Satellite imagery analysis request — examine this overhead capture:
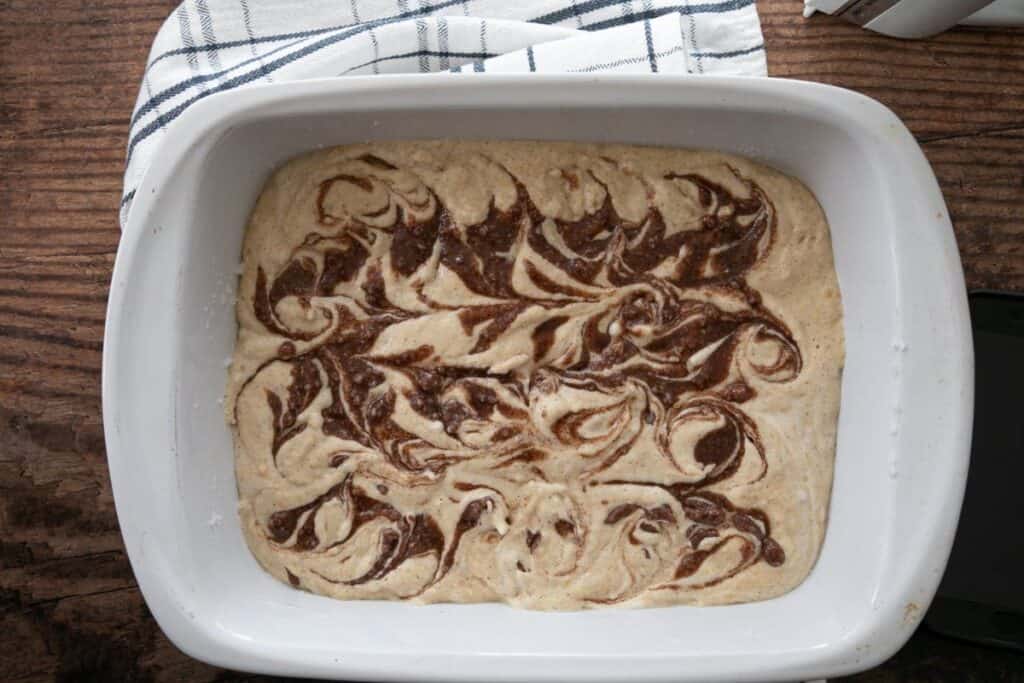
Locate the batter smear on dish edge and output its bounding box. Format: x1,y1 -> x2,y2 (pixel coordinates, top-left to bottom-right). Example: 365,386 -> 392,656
227,141 -> 844,609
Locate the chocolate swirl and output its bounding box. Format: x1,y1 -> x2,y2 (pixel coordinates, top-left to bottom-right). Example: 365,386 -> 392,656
231,146 -> 811,606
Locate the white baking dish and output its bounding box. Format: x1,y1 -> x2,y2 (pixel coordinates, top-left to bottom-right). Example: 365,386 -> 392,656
103,75 -> 972,682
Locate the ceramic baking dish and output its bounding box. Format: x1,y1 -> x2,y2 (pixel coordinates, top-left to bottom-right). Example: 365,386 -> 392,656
103,75 -> 972,682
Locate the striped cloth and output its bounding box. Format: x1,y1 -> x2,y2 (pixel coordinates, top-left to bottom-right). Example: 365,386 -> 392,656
121,0 -> 767,228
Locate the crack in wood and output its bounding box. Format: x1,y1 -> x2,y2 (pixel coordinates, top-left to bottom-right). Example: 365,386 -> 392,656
920,125 -> 1024,145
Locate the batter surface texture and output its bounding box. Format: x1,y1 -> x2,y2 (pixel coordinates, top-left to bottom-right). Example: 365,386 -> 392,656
226,140 -> 844,609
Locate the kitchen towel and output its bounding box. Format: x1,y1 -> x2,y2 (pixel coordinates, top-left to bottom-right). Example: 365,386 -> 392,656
121,0 -> 767,228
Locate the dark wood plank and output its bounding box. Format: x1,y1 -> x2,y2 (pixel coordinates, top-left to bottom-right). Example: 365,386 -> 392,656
924,130 -> 1024,291
0,1 -> 1021,681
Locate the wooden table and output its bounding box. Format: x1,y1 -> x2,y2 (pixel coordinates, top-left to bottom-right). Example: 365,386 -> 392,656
1,1 -> 1022,680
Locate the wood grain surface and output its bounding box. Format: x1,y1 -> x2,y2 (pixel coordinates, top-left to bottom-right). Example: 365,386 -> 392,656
1,1 -> 1022,681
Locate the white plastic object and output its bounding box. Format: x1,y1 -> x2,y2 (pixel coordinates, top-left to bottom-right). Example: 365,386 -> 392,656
804,0 -> 1023,35
961,0 -> 1024,25
104,75 -> 973,682
863,0 -> 996,38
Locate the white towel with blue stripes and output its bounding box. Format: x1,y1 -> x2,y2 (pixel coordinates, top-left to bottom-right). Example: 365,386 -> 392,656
122,0 -> 767,227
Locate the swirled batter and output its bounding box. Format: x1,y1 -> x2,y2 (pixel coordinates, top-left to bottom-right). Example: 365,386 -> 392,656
227,141 -> 843,609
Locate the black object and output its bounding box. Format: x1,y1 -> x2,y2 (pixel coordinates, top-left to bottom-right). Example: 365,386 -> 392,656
925,291 -> 1024,652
